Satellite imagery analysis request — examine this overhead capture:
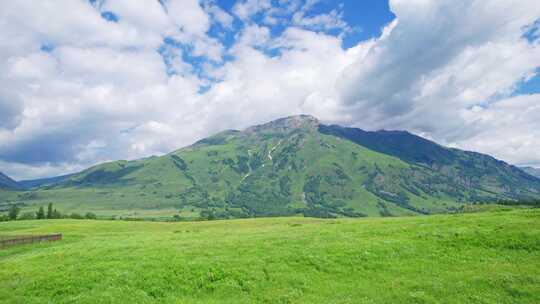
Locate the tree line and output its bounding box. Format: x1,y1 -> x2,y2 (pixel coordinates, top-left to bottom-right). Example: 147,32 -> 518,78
0,203 -> 97,222
497,199 -> 540,207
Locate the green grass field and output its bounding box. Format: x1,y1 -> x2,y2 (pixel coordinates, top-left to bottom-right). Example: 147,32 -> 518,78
1,209 -> 539,303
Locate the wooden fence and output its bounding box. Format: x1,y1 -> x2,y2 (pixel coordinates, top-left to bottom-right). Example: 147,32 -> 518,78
0,234 -> 62,249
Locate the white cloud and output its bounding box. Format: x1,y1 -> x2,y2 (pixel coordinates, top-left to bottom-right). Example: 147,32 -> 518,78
204,1 -> 234,29
166,0 -> 211,36
203,26 -> 353,129
54,46 -> 168,86
0,1 -> 159,51
337,0 -> 540,157
102,0 -> 170,33
232,0 -> 272,20
291,8 -> 350,33
459,94 -> 540,167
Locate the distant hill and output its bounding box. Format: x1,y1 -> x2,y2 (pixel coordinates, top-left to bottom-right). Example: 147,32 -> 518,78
3,115 -> 540,218
520,167 -> 540,179
18,174 -> 75,190
0,172 -> 20,190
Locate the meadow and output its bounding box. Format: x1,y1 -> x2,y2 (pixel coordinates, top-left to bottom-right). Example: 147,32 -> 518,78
0,209 -> 539,303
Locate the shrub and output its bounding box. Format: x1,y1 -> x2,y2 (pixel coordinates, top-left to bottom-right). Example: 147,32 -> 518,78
51,209 -> 63,219
36,206 -> 45,219
200,210 -> 216,220
19,212 -> 36,220
85,212 -> 97,219
8,205 -> 20,220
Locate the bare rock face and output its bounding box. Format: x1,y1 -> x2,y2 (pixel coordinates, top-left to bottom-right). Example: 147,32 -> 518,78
245,114 -> 319,134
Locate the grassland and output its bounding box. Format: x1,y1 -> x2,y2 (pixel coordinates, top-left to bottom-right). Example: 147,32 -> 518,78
0,209 -> 539,303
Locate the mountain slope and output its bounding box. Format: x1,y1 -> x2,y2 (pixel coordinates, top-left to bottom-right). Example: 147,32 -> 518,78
6,115 -> 540,218
19,174 -> 75,190
0,172 -> 20,190
521,167 -> 540,179
319,125 -> 540,202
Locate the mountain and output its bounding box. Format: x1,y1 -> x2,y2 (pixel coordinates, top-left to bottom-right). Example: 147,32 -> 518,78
18,174 -> 75,190
5,115 -> 540,218
520,167 -> 540,179
0,172 -> 20,190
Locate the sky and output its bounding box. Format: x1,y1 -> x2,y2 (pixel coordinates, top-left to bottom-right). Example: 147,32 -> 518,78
0,0 -> 540,180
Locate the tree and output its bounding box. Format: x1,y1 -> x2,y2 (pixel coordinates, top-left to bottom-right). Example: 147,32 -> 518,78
8,204 -> 20,220
85,212 -> 97,219
47,203 -> 53,219
36,206 -> 45,219
200,209 -> 216,220
52,209 -> 62,219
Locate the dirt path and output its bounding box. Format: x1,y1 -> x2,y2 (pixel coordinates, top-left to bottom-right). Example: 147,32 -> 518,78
267,140 -> 282,161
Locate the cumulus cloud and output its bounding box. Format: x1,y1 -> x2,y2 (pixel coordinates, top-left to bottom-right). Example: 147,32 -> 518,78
0,0 -> 539,180
291,9 -> 349,33
0,90 -> 23,130
204,1 -> 234,29
337,0 -> 540,162
232,0 -> 272,20
459,95 -> 540,167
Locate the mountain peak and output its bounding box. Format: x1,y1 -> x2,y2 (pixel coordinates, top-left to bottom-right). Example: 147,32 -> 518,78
246,114 -> 319,133
283,114 -> 318,122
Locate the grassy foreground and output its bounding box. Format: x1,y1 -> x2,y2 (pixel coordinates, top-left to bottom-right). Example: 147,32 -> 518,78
0,210 -> 539,303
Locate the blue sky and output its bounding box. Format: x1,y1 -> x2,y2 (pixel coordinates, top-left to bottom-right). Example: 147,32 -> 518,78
212,0 -> 397,46
337,0 -> 395,47
0,0 -> 540,179
515,68 -> 540,95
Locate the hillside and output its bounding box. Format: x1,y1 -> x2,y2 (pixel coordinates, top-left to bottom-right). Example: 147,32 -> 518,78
18,174 -> 74,190
0,172 -> 20,190
521,166 -> 540,179
0,210 -> 539,303
4,115 -> 540,219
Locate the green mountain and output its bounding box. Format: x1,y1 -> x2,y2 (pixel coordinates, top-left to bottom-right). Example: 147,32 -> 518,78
521,167 -> 540,179
18,174 -> 74,190
6,115 -> 540,218
0,172 -> 22,212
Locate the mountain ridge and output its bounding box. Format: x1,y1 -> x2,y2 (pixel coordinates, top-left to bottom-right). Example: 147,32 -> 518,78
18,174 -> 76,190
520,166 -> 540,179
0,172 -> 21,190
